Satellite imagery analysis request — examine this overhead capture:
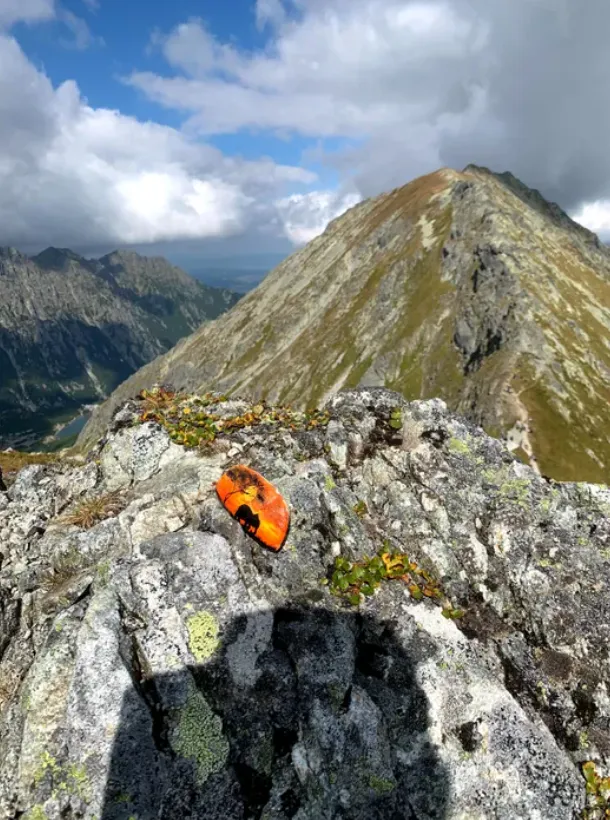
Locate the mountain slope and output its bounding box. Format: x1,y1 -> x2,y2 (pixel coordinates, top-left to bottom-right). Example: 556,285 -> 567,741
0,248 -> 239,447
80,167 -> 610,482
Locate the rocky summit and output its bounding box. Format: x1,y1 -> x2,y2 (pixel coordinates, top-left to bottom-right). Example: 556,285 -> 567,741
1,387 -> 609,819
0,247 -> 239,449
81,166 -> 610,484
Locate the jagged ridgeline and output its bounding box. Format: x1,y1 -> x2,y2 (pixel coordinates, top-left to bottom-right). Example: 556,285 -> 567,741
81,166 -> 610,483
0,248 -> 240,448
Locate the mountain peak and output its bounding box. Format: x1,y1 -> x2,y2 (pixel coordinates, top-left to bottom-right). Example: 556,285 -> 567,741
0,246 -> 26,263
462,164 -> 601,246
98,249 -> 143,266
81,165 -> 610,483
33,246 -> 93,272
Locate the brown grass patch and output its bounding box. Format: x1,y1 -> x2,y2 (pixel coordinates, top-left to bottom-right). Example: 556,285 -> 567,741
0,451 -> 57,487
60,492 -> 124,530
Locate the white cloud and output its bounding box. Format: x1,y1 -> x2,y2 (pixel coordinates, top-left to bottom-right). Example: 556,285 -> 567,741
255,0 -> 286,30
571,201 -> 610,241
126,0 -> 610,230
58,9 -> 103,50
6,0 -> 610,253
0,35 -> 317,248
0,0 -> 55,28
276,190 -> 362,244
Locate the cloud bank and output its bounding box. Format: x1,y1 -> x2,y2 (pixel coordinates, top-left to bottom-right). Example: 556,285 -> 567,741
3,0 -> 610,250
0,10 -> 320,249
129,0 -> 610,238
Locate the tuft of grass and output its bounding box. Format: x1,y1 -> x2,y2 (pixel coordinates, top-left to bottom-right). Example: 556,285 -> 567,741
39,548 -> 87,595
60,492 -> 124,530
0,666 -> 22,714
352,500 -> 368,519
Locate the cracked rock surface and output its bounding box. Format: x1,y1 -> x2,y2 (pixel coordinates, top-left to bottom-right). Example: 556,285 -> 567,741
1,387 -> 609,819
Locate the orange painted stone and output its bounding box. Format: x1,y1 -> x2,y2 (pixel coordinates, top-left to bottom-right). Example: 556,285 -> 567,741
216,465 -> 290,551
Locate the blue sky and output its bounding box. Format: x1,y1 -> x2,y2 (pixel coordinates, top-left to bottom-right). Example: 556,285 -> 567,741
1,0 -> 610,274
15,0 -> 323,172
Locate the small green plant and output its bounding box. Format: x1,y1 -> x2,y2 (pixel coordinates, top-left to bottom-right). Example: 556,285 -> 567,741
389,407 -> 403,430
324,475 -> 336,491
582,761 -> 610,818
327,544 -> 444,607
441,606 -> 466,620
352,500 -> 368,519
135,388 -> 330,449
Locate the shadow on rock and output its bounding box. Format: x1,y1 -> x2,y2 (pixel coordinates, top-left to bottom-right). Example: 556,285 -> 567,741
101,604 -> 450,819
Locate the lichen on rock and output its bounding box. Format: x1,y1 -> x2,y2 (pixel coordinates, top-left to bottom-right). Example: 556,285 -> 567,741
185,610 -> 220,662
171,681 -> 229,784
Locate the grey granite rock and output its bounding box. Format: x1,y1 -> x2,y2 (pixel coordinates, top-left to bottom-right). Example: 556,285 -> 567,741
1,388 -> 609,818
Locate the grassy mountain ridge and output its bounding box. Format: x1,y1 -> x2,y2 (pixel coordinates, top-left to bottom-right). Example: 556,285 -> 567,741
79,167 -> 610,482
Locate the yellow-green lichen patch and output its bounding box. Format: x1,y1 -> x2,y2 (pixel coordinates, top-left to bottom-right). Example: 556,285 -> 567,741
368,775 -> 396,795
172,682 -> 229,784
25,806 -> 47,820
33,752 -> 90,802
498,479 -> 531,510
448,437 -> 471,456
186,611 -> 220,662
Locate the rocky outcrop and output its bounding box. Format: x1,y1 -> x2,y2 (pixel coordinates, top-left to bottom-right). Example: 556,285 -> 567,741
1,387 -> 609,818
0,247 -> 239,449
80,166 -> 610,483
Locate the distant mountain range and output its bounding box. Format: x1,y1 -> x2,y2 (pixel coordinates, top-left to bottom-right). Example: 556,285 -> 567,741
0,247 -> 239,448
81,166 -> 610,483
